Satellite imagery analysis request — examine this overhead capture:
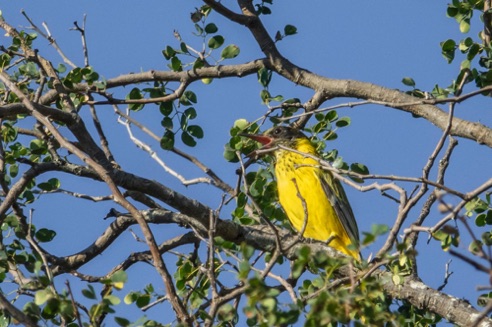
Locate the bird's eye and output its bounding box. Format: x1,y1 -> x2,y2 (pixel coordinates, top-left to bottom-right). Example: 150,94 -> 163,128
273,127 -> 282,135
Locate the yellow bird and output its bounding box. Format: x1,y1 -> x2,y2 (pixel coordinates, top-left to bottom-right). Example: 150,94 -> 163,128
241,126 -> 360,260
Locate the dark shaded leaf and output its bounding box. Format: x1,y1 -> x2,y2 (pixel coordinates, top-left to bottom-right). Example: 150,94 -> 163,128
35,228 -> 56,243
205,23 -> 218,34
160,131 -> 175,150
181,131 -> 197,147
187,125 -> 204,138
335,116 -> 351,127
208,35 -> 225,49
284,24 -> 297,36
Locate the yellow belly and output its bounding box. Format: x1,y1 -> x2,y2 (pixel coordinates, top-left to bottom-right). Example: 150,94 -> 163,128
275,151 -> 357,259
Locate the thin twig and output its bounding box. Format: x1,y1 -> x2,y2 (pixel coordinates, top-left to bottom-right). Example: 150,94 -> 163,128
65,280 -> 83,327
437,260 -> 454,292
89,102 -> 117,165
72,16 -> 89,67
21,10 -> 77,68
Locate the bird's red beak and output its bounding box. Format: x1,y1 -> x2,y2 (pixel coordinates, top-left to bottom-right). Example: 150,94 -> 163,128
239,133 -> 274,148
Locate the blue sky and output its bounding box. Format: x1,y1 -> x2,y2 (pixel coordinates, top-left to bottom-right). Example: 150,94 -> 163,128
2,1 -> 491,324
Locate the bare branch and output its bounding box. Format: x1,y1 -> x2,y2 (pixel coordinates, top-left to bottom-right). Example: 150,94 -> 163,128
72,16 -> 90,67
0,292 -> 38,327
21,10 -> 77,68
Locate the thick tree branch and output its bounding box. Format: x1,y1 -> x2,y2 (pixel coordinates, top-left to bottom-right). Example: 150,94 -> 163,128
0,292 -> 37,327
382,276 -> 491,327
202,0 -> 492,148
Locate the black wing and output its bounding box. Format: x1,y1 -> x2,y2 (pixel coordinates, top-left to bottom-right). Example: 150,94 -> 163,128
319,171 -> 359,244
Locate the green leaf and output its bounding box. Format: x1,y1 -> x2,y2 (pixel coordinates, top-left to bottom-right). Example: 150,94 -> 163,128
257,67 -> 272,87
170,57 -> 182,72
482,231 -> 492,246
259,5 -> 272,15
135,294 -> 150,308
193,58 -> 205,69
180,91 -> 197,105
459,37 -> 473,52
260,298 -> 277,312
9,164 -> 18,178
325,110 -> 338,122
0,53 -> 11,69
460,19 -> 470,33
350,162 -> 369,175
35,228 -> 56,243
241,244 -> 255,260
467,43 -> 481,61
204,23 -> 218,34
35,289 -> 55,305
431,84 -> 449,99
181,131 -> 197,147
284,24 -> 297,36
476,213 -> 486,227
30,139 -> 47,155
160,101 -> 173,116
162,45 -> 176,60
401,77 -> 415,87
104,294 -> 120,305
469,240 -> 483,255
110,270 -> 127,290
184,107 -> 197,119
191,9 -> 203,23
221,44 -> 240,59
1,123 -> 17,143
325,131 -> 338,141
223,147 -> 238,162
270,94 -> 284,102
465,197 -> 489,215
56,63 -> 66,74
260,89 -> 271,104
478,292 -> 492,307
371,224 -> 389,236
82,285 -> 97,300
335,116 -> 351,127
114,317 -> 131,327
160,131 -> 175,150
208,35 -> 225,49
124,291 -> 137,304
126,88 -> 144,111
332,156 -> 344,169
37,178 -> 61,191
440,39 -> 456,63
161,117 -> 173,130
194,23 -> 204,35
447,6 -> 458,18
187,125 -> 204,139
486,210 -> 492,225
180,42 -> 189,54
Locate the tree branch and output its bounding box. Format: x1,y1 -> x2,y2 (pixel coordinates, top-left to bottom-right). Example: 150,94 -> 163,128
202,0 -> 492,148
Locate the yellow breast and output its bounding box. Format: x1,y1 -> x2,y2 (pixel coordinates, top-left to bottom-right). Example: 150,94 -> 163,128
274,139 -> 358,259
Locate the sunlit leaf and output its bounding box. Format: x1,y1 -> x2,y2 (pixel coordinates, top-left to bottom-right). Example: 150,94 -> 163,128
401,77 -> 415,87
221,44 -> 240,59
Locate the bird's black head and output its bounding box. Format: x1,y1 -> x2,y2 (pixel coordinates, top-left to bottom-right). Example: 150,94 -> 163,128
265,126 -> 306,143
240,126 -> 307,148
